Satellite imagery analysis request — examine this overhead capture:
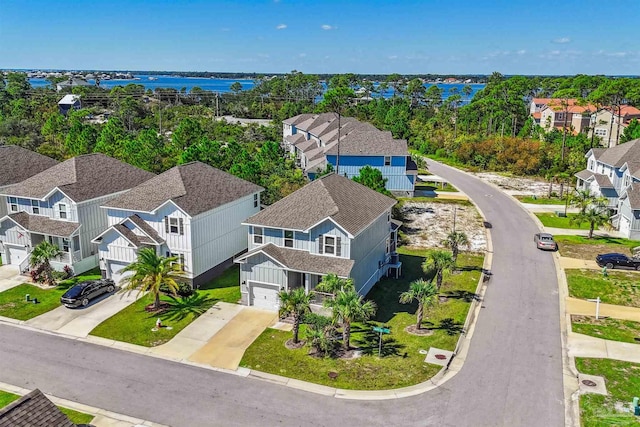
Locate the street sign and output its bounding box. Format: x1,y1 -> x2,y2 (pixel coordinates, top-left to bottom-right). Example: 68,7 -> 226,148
373,326 -> 390,356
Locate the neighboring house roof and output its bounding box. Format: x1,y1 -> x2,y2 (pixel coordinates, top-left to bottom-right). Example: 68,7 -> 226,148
3,212 -> 81,237
282,113 -> 314,126
92,214 -> 165,246
126,214 -> 164,243
57,94 -> 80,105
622,186 -> 640,210
591,139 -> 640,168
237,243 -> 354,277
246,173 -> 396,236
0,145 -> 59,188
295,139 -> 317,153
532,112 -> 541,120
103,161 -> 263,217
1,153 -> 154,202
0,389 -> 74,427
285,133 -> 305,145
325,131 -> 408,156
574,169 -> 615,189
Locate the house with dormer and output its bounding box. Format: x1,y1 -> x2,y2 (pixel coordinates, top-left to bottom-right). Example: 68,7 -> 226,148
0,154 -> 153,274
282,114 -> 416,196
235,174 -> 400,311
93,162 -> 263,285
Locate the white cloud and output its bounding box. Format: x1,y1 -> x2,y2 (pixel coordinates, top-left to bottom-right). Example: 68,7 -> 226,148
299,53 -> 307,58
321,24 -> 334,30
553,37 -> 571,44
388,55 -> 398,60
517,49 -> 526,55
276,24 -> 287,30
220,28 -> 230,32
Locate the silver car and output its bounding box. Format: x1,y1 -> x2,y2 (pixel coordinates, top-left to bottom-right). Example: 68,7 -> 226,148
534,233 -> 558,251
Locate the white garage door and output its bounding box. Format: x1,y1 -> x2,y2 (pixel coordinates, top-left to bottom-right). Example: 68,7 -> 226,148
108,260 -> 132,284
250,282 -> 280,311
620,216 -> 631,237
6,245 -> 28,267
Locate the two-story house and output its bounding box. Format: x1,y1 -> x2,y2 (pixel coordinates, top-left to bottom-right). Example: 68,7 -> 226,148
0,145 -> 59,220
235,173 -> 400,311
0,154 -> 154,274
589,106 -> 640,148
93,162 -> 263,286
282,113 -> 416,196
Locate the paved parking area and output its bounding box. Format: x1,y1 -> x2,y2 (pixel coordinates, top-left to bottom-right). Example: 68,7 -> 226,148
25,291 -> 139,337
0,265 -> 24,292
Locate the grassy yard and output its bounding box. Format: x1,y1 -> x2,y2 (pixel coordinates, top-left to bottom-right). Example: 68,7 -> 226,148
575,358 -> 640,426
90,265 -> 241,347
240,247 -> 484,390
0,270 -> 102,321
0,390 -> 94,424
400,196 -> 472,205
535,213 -> 590,230
515,195 -> 567,205
556,235 -> 640,260
566,269 -> 640,307
415,183 -> 459,193
572,315 -> 640,344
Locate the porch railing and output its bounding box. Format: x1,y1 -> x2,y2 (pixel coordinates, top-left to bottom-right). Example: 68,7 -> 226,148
310,291 -> 333,306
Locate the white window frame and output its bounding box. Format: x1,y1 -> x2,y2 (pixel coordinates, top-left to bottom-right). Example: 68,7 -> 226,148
254,227 -> 263,244
323,236 -> 336,255
31,200 -> 40,215
169,217 -> 179,234
284,230 -> 294,248
58,203 -> 67,219
166,251 -> 185,270
384,156 -> 391,166
386,237 -> 391,254
8,197 -> 18,212
62,238 -> 70,253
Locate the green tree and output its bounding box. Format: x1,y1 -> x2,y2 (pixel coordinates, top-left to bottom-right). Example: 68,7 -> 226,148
323,288 -> 377,350
442,231 -> 469,263
620,119 -> 640,143
94,117 -> 129,158
29,241 -> 62,286
570,200 -> 610,239
278,287 -> 314,344
422,250 -> 455,291
119,248 -> 184,310
399,278 -> 438,329
352,165 -> 392,196
230,82 -> 243,93
315,273 -> 354,294
172,117 -> 205,151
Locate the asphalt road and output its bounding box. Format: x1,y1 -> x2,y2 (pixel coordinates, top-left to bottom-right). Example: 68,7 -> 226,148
0,160 -> 565,427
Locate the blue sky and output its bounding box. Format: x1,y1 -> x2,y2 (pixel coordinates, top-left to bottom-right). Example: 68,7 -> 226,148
1,0 -> 638,75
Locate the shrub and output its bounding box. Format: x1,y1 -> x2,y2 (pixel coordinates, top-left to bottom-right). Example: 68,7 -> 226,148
62,265 -> 74,279
160,281 -> 194,298
435,148 -> 448,158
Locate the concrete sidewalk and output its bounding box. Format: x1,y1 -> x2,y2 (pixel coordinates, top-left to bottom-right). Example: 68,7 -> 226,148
568,332 -> 640,364
521,203 -> 579,214
559,257 -> 600,270
545,227 -> 624,238
566,297 -> 640,322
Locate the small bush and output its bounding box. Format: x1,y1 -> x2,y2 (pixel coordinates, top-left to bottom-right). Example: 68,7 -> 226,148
435,148 -> 448,158
160,282 -> 194,298
62,265 -> 74,279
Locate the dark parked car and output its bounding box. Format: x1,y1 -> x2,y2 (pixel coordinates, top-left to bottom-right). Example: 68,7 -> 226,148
534,233 -> 558,251
60,279 -> 116,308
595,253 -> 640,270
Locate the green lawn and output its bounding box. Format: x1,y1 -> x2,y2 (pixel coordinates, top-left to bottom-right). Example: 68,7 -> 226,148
566,269 -> 640,307
0,270 -> 102,321
572,315 -> 640,344
90,265 -> 241,347
575,358 -> 640,426
240,248 -> 484,390
556,235 -> 640,260
535,213 -> 590,230
415,183 -> 459,193
0,391 -> 94,424
514,195 -> 567,205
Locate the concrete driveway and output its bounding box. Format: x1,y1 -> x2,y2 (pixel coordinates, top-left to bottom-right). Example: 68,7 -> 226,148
25,291 -> 139,337
188,307 -> 277,370
0,265 -> 24,293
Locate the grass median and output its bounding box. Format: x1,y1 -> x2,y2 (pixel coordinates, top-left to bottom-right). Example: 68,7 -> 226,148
566,269 -> 640,307
572,315 -> 640,344
514,195 -> 567,205
535,213 -> 589,230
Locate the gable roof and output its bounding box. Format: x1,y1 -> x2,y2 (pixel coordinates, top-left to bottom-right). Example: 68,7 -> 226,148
58,94 -> 80,105
236,243 -> 354,277
325,131 -> 408,156
3,212 -> 81,237
1,153 -> 154,202
574,170 -> 614,189
125,214 -> 164,243
0,145 -> 59,188
103,162 -> 263,217
0,389 -> 74,427
246,173 -> 396,236
592,139 -> 640,168
625,186 -> 640,210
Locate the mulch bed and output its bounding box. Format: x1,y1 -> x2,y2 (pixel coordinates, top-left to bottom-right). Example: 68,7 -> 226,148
404,325 -> 435,336
285,339 -> 306,349
144,302 -> 171,313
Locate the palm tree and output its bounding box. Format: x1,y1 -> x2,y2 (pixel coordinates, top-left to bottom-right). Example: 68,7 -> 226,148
442,231 -> 469,263
323,288 -> 377,350
119,248 -> 184,310
29,241 -> 62,286
315,273 -> 354,294
422,250 -> 455,291
278,287 -> 314,344
570,205 -> 611,239
399,279 -> 438,330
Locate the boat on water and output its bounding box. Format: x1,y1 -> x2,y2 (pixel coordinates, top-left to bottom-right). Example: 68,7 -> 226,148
148,76 -> 158,81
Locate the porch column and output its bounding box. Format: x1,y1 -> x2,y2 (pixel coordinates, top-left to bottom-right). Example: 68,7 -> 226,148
304,273 -> 310,293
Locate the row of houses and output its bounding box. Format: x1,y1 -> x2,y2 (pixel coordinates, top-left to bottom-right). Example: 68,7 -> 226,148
0,145 -> 399,311
530,98 -> 640,148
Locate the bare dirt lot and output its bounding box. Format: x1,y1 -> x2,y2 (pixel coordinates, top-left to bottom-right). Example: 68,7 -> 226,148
401,201 -> 487,251
471,172 -> 550,196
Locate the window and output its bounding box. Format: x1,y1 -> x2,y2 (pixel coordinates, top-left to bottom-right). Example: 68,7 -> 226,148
556,113 -> 564,120
387,212 -> 391,223
386,237 -> 391,254
254,193 -> 259,208
384,156 -> 391,166
284,230 -> 294,248
62,238 -> 70,252
166,251 -> 185,269
254,227 -> 263,244
164,217 -> 184,235
8,197 -> 17,212
73,235 -> 80,252
58,204 -> 67,219
31,200 -> 40,215
324,236 -> 336,255
589,160 -> 594,170
595,128 -> 607,136
169,218 -> 179,234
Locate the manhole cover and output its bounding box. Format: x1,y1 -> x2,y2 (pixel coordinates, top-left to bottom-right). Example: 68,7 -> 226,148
582,380 -> 597,387
435,354 -> 447,360
328,371 -> 338,379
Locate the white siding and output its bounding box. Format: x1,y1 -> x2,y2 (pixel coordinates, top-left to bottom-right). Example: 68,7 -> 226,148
239,252 -> 287,286
77,195 -> 116,259
349,212 -> 391,295
0,195 -> 7,218
308,219 -> 350,257
98,232 -> 138,264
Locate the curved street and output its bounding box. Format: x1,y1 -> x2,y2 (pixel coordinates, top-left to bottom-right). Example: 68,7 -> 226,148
0,160 -> 565,427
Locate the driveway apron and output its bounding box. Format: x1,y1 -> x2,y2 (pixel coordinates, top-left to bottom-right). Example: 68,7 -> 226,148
0,265 -> 23,292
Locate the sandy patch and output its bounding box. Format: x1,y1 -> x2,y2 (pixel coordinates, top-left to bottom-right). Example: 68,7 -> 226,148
471,172 -> 551,196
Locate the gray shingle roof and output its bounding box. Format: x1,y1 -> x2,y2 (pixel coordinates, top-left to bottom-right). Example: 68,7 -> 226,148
6,212 -> 80,237
113,223 -> 142,246
246,173 -> 396,236
0,145 -> 59,188
592,139 -> 640,167
325,131 -> 408,156
1,153 -> 154,202
0,389 -> 75,427
624,186 -> 640,209
239,243 -> 354,277
103,162 -> 263,217
574,170 -> 614,188
126,214 -> 164,243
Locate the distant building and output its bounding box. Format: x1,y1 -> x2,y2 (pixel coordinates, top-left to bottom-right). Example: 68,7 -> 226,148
56,78 -> 92,92
589,106 -> 640,148
0,389 -> 75,427
58,94 -> 81,116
